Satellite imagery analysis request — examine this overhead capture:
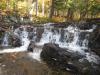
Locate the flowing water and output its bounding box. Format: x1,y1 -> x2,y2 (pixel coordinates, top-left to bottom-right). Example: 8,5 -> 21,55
2,32 -> 9,47
0,24 -> 100,75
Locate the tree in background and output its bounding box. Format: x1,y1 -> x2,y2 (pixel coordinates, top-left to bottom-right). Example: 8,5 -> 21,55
49,0 -> 55,18
0,0 -> 100,22
42,0 -> 45,16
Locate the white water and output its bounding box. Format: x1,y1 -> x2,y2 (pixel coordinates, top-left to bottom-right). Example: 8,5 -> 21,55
36,25 -> 100,63
0,24 -> 100,64
28,48 -> 42,61
37,26 -> 89,52
2,32 -> 9,47
0,26 -> 30,53
86,52 -> 100,64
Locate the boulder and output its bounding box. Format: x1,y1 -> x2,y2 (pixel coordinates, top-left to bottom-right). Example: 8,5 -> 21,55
40,43 -> 83,74
89,26 -> 100,56
27,41 -> 35,52
41,43 -> 100,75
10,35 -> 22,47
28,32 -> 34,40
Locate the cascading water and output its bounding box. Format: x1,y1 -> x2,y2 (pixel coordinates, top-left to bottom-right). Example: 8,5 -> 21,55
0,24 -> 100,64
37,25 -> 89,52
2,32 -> 9,47
28,48 -> 42,61
36,24 -> 100,64
0,26 -> 30,53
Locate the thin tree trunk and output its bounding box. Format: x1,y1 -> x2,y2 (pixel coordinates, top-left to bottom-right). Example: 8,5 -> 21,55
36,0 -> 38,16
49,0 -> 55,18
66,8 -> 73,21
80,11 -> 86,20
27,0 -> 33,21
42,0 -> 45,16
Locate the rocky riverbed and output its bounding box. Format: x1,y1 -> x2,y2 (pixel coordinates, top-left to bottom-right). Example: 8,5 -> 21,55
0,52 -> 73,75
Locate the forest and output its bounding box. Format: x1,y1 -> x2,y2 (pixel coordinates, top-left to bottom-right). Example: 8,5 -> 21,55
0,0 -> 100,23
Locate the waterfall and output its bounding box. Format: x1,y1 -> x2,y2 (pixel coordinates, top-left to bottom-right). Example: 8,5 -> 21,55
0,24 -> 99,64
2,32 -> 9,47
37,25 -> 90,53
36,24 -> 100,63
28,48 -> 42,61
0,26 -> 30,53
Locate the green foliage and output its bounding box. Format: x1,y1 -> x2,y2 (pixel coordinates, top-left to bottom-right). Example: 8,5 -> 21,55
0,0 -> 100,22
0,1 -> 6,10
89,0 -> 100,15
54,0 -> 66,10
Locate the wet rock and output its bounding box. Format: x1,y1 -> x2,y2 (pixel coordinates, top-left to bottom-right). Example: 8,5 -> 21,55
0,32 -> 4,45
28,32 -> 34,40
27,41 -> 35,52
50,22 -> 71,28
89,26 -> 100,56
78,22 -> 93,30
26,26 -> 33,32
41,43 -> 100,75
19,27 -> 23,31
10,35 -> 22,47
35,28 -> 44,42
40,43 -> 84,74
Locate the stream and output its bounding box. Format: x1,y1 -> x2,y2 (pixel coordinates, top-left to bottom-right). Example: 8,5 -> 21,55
0,23 -> 100,75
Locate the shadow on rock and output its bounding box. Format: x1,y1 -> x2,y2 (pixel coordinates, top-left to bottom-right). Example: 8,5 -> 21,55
40,43 -> 100,75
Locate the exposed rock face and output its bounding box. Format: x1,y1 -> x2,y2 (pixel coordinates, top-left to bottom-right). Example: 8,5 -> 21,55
0,31 -> 4,45
10,35 -> 22,47
41,43 -> 79,74
35,28 -> 44,42
89,26 -> 100,56
41,43 -> 100,75
27,41 -> 35,52
76,22 -> 100,56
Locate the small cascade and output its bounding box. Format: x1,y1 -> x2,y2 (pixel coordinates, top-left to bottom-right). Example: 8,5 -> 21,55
20,27 -> 29,46
28,48 -> 42,61
0,26 -> 30,53
38,28 -> 52,44
0,24 -> 99,64
36,24 -> 100,64
2,32 -> 9,47
68,31 -> 82,52
37,26 -> 61,45
37,25 -> 90,52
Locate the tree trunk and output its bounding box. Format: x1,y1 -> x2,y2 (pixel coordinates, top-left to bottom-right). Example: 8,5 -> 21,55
27,0 -> 33,14
80,0 -> 88,20
42,0 -> 45,16
66,8 -> 73,21
27,0 -> 33,21
36,0 -> 38,16
80,11 -> 87,20
49,0 -> 55,18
